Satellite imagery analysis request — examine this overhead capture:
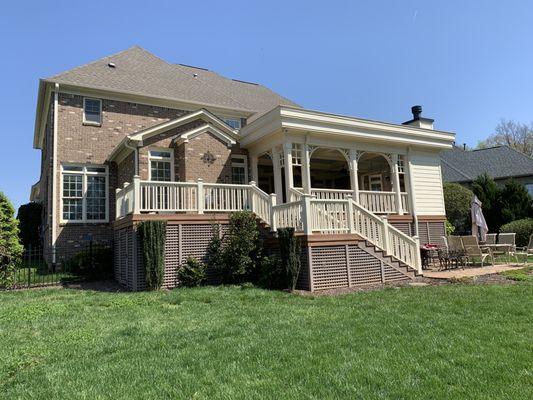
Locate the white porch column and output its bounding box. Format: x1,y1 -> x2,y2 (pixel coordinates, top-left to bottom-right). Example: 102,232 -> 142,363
250,154 -> 258,183
301,143 -> 312,194
349,149 -> 360,203
283,142 -> 294,201
391,154 -> 404,215
271,147 -> 284,204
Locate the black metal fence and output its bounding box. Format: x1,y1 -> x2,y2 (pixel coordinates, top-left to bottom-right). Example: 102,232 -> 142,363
1,242 -> 113,290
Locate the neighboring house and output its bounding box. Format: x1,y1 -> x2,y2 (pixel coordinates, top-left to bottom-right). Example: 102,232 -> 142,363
30,46 -> 455,291
440,145 -> 533,195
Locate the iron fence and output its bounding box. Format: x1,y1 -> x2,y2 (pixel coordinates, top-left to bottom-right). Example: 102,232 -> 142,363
1,242 -> 113,290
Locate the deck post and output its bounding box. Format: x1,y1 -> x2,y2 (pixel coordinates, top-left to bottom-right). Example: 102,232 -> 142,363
392,154 -> 404,215
250,155 -> 258,183
249,181 -> 256,211
270,193 -> 277,231
283,142 -> 294,201
133,175 -> 141,214
302,143 -> 312,194
349,149 -> 359,203
115,188 -> 121,219
346,195 -> 355,234
302,194 -> 312,235
271,147 -> 284,204
197,178 -> 204,214
381,216 -> 390,253
413,235 -> 422,274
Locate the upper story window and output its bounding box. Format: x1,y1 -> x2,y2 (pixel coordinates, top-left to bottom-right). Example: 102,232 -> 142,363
83,98 -> 102,125
61,164 -> 108,223
224,118 -> 242,130
291,144 -> 302,166
231,155 -> 248,184
149,149 -> 173,182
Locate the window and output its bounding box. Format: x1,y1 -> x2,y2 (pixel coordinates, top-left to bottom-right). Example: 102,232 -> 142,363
83,98 -> 102,125
61,165 -> 108,223
231,155 -> 248,184
224,118 -> 242,130
526,184 -> 533,196
291,144 -> 302,166
149,149 -> 173,181
397,155 -> 406,191
369,174 -> 383,191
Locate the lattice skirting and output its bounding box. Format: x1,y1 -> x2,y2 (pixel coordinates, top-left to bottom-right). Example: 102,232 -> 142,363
309,243 -> 412,291
417,221 -> 446,246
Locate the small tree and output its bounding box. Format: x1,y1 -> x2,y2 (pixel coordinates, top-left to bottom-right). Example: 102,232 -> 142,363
138,220 -> 167,290
499,179 -> 533,223
0,192 -> 23,287
443,183 -> 473,234
277,228 -> 301,290
218,211 -> 261,284
17,202 -> 42,247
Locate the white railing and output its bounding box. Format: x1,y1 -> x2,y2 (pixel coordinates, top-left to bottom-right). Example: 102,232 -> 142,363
115,182 -> 136,218
310,199 -> 350,233
359,191 -> 396,214
272,201 -> 303,231
311,188 -> 352,200
141,181 -> 198,212
204,183 -> 251,212
250,185 -> 272,225
289,188 -> 303,202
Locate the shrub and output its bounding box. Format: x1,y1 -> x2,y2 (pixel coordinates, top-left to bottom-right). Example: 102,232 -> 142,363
445,220 -> 455,235
206,223 -> 224,275
177,257 -> 206,287
499,179 -> 533,223
138,220 -> 167,290
258,255 -> 283,289
17,202 -> 42,247
0,192 -> 23,287
472,173 -> 503,232
500,218 -> 533,247
278,228 -> 301,290
215,211 -> 261,284
443,183 -> 473,234
62,245 -> 113,280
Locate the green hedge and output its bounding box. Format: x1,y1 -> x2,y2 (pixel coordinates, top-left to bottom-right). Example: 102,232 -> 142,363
138,221 -> 167,290
177,257 -> 206,287
500,219 -> 533,247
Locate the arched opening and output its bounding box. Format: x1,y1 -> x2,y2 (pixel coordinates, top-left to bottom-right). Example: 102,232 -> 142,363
309,148 -> 350,190
358,152 -> 396,192
257,153 -> 274,194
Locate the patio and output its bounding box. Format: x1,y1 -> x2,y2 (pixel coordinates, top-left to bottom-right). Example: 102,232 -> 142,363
423,263 -> 526,280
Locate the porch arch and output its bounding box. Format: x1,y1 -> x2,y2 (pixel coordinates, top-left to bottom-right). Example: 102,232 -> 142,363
257,152 -> 275,194
309,147 -> 351,190
357,152 -> 394,192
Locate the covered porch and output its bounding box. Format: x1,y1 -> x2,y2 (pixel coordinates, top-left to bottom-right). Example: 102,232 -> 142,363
250,143 -> 411,215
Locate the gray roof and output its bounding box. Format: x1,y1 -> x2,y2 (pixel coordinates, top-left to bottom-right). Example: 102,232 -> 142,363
46,46 -> 300,118
440,145 -> 533,182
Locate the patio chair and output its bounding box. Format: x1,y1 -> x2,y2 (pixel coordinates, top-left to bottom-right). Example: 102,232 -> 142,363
485,233 -> 497,245
515,234 -> 533,264
439,236 -> 467,270
462,235 -> 494,267
496,233 -> 517,263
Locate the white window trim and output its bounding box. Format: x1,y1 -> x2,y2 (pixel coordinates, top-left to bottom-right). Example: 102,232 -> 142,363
148,148 -> 175,181
231,154 -> 249,184
83,97 -> 102,126
60,164 -> 109,224
369,174 -> 383,191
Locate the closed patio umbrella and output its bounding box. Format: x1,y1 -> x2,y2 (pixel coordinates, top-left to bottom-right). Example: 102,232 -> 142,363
471,195 -> 488,242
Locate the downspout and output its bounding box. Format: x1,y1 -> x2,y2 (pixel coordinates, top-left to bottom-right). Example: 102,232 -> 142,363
51,83 -> 59,264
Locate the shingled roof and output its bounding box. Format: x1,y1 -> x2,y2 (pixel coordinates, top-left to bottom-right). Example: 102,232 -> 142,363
45,46 -> 300,118
440,145 -> 533,183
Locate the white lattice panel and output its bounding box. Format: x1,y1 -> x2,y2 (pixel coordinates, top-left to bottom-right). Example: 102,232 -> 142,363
311,246 -> 349,290
347,246 -> 382,285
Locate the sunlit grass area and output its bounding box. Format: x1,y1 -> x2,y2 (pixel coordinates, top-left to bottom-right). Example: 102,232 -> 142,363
0,283 -> 532,399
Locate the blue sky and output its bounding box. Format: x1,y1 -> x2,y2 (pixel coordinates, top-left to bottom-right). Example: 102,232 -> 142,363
1,0 -> 532,209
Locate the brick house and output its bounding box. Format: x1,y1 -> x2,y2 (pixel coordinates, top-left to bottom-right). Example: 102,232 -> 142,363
31,46 -> 455,291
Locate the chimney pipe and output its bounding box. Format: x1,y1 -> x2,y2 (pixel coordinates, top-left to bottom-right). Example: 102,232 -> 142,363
411,105 -> 423,120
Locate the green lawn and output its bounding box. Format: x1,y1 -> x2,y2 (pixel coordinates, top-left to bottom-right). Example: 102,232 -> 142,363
0,283 -> 532,399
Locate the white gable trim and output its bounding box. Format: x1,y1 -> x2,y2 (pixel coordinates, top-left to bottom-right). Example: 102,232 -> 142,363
129,108 -> 238,143
175,123 -> 237,146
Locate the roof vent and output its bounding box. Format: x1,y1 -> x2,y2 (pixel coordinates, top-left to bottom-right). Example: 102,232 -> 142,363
402,104 -> 434,130
107,62 -> 116,68
411,105 -> 423,120
193,73 -> 198,78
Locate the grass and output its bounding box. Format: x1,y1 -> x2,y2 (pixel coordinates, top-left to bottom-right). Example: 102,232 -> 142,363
0,283 -> 532,399
501,265 -> 533,282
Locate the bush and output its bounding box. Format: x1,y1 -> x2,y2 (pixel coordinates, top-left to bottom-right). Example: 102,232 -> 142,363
445,220 -> 455,235
138,221 -> 167,290
499,179 -> 533,223
17,202 -> 42,247
500,218 -> 533,247
217,211 -> 261,284
62,245 -> 114,280
472,173 -> 502,232
0,192 -> 23,287
206,223 -> 224,275
259,228 -> 301,290
443,183 -> 473,234
177,257 -> 206,287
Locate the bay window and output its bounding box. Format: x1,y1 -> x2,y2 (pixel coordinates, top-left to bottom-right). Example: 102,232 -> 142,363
61,165 -> 108,223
